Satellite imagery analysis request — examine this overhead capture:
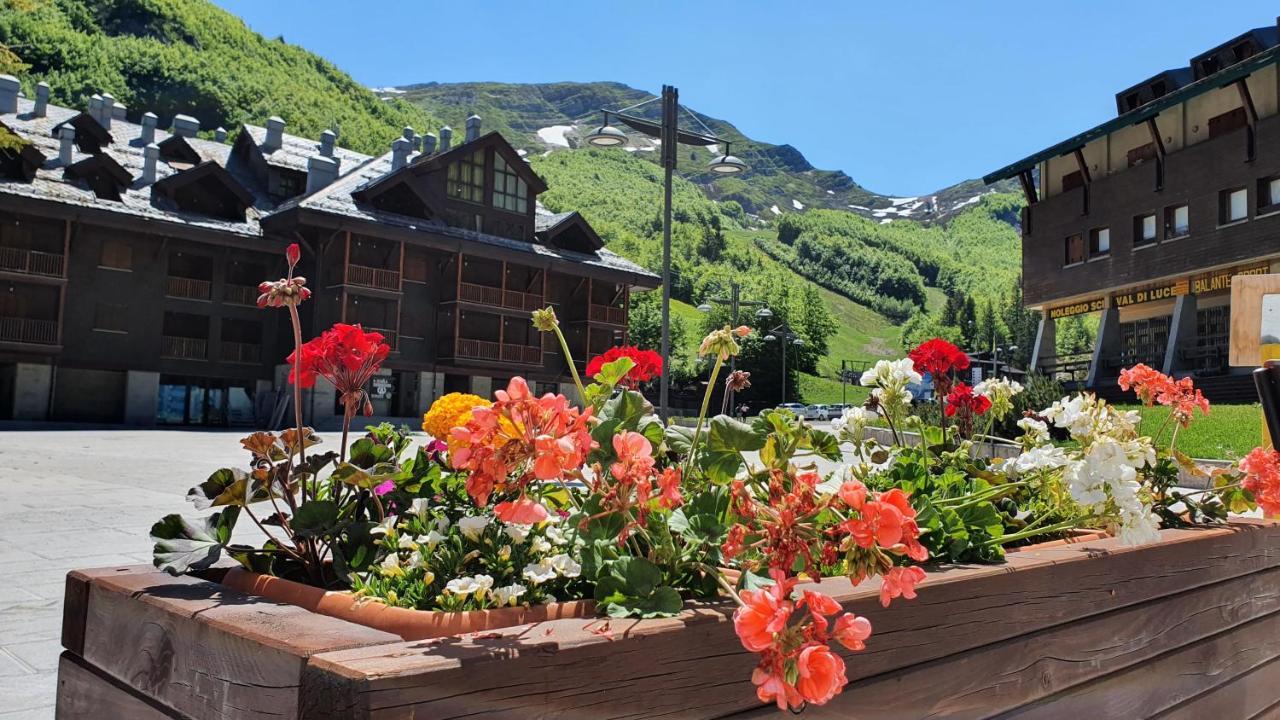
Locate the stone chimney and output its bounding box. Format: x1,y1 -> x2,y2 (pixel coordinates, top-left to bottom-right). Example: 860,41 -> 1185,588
142,144 -> 159,184
111,101 -> 126,121
214,127 -> 227,143
264,116 -> 285,151
306,155 -> 339,193
465,114 -> 481,143
439,126 -> 452,152
140,112 -> 158,145
171,114 -> 199,138
88,95 -> 104,125
319,129 -> 336,157
0,75 -> 19,115
58,125 -> 75,165
98,93 -> 115,130
33,82 -> 49,118
390,138 -> 411,170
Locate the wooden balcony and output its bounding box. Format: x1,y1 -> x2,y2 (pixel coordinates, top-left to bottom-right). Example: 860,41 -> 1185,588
161,336 -> 208,360
456,338 -> 541,365
220,341 -> 262,364
0,316 -> 58,345
458,282 -> 544,312
166,276 -> 212,301
589,304 -> 627,325
223,284 -> 259,306
0,246 -> 64,278
346,264 -> 401,292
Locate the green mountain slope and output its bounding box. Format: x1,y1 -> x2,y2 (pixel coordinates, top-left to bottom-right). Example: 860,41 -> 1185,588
0,0 -> 440,154
398,80 -> 1020,220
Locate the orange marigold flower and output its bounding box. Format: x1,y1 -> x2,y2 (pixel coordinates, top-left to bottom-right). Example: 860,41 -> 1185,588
421,392 -> 491,440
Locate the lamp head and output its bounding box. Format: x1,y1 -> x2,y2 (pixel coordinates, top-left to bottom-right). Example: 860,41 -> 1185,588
696,303 -> 712,313
585,118 -> 628,148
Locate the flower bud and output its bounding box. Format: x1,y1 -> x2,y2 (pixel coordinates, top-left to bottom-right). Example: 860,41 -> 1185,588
531,307 -> 559,332
286,242 -> 301,267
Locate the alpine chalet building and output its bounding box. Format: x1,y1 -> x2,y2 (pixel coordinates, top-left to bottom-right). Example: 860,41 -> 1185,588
985,21 -> 1280,401
0,79 -> 657,426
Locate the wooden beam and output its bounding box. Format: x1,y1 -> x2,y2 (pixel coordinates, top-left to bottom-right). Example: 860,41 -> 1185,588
1145,117 -> 1166,159
1017,170 -> 1038,205
1072,148 -> 1092,185
1236,78 -> 1259,126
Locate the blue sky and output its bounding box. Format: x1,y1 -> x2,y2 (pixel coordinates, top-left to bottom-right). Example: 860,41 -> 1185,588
214,1 -> 1279,195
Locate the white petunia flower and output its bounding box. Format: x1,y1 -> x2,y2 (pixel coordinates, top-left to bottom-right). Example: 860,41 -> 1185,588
504,524 -> 532,544
522,560 -> 557,584
370,516 -> 398,536
416,530 -> 446,549
529,536 -> 553,554
445,574 -> 494,596
548,553 -> 581,578
457,515 -> 489,541
491,583 -> 527,607
397,534 -> 418,549
378,552 -> 402,576
408,498 -> 432,516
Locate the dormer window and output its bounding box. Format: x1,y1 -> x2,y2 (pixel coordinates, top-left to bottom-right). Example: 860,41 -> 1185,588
492,155 -> 527,214
446,149 -> 484,204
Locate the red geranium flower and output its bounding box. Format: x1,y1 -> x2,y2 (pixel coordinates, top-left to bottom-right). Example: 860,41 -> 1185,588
585,345 -> 663,389
909,338 -> 969,395
287,323 -> 391,416
944,382 -> 991,418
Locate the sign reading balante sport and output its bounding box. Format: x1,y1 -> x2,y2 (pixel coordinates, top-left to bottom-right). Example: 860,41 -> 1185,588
1047,262 -> 1272,318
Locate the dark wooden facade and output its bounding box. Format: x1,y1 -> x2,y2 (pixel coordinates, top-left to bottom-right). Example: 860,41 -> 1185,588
0,91 -> 656,426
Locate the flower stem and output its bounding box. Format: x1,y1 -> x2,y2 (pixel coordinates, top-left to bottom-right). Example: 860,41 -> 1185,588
551,325 -> 587,406
287,303 -> 307,503
686,356 -> 725,475
700,563 -> 745,607
989,519 -> 1079,547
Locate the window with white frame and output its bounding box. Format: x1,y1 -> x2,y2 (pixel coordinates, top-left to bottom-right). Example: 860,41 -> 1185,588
1221,187 -> 1248,224
491,154 -> 527,213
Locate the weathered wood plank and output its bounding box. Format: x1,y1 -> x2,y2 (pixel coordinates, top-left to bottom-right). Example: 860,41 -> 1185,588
999,611 -> 1280,719
61,565 -> 155,656
1155,656 -> 1280,720
300,524 -> 1280,720
55,651 -> 183,720
731,565 -> 1280,719
79,569 -> 401,720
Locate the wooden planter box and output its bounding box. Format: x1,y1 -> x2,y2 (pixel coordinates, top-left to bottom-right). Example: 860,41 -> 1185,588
56,520 -> 1280,719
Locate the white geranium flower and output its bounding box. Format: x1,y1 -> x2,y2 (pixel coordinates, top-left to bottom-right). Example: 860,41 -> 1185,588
832,406 -> 878,444
491,583 -> 527,607
504,524 -> 532,544
408,498 -> 432,516
457,515 -> 489,541
1011,445 -> 1070,475
548,553 -> 581,578
522,560 -> 557,584
1016,417 -> 1050,445
974,378 -> 1024,420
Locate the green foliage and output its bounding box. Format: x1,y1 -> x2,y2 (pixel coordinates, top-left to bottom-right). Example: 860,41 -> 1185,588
0,0 -> 440,154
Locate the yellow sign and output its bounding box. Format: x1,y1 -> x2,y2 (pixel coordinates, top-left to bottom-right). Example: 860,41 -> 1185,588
1048,297 -> 1105,319
1190,262 -> 1270,295
1113,279 -> 1189,308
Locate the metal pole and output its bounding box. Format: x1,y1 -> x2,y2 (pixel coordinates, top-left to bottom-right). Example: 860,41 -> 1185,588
728,282 -> 739,409
841,359 -> 847,406
780,338 -> 787,405
659,85 -> 676,420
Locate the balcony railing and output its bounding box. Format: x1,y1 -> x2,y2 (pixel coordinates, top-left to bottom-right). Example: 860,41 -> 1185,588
220,341 -> 262,364
0,246 -> 64,278
161,336 -> 208,360
346,264 -> 401,292
456,338 -> 541,365
166,276 -> 212,301
0,316 -> 58,345
458,282 -> 544,312
224,284 -> 259,306
589,304 -> 627,325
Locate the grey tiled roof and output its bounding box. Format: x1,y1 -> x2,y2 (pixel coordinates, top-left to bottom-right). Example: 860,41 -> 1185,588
0,97 -> 269,237
534,211 -> 575,233
240,123 -> 370,174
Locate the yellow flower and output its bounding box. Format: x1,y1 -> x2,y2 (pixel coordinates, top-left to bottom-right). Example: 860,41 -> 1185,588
422,392 -> 491,440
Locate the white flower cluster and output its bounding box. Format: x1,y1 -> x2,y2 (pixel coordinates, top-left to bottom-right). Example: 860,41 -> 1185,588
1013,393 -> 1160,546
522,553 -> 581,584
831,406 -> 879,444
859,359 -> 920,416
974,377 -> 1024,420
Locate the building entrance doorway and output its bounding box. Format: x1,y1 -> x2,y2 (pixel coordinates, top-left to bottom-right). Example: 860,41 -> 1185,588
1119,317 -> 1170,368
156,376 -> 255,426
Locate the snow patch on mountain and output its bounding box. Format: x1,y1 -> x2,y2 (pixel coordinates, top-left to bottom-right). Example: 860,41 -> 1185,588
536,125 -> 575,148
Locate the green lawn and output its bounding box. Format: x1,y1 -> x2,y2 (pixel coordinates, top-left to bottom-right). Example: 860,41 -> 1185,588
1118,403 -> 1263,461
796,373 -> 871,405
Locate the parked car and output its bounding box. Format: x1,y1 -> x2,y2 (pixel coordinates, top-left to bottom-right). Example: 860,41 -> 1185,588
813,404 -> 843,420
777,403 -> 822,421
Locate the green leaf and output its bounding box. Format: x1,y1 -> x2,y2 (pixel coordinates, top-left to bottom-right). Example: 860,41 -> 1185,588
292,500 -> 340,538
151,507 -> 240,575
186,468 -> 250,510
601,389 -> 648,430
707,415 -> 765,453
593,357 -> 636,388
806,429 -> 843,461
620,557 -> 663,596
665,424 -> 694,455
615,586 -> 683,618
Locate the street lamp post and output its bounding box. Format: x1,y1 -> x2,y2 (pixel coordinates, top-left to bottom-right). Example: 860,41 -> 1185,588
764,324 -> 804,405
698,282 -> 771,409
584,86 -> 747,420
